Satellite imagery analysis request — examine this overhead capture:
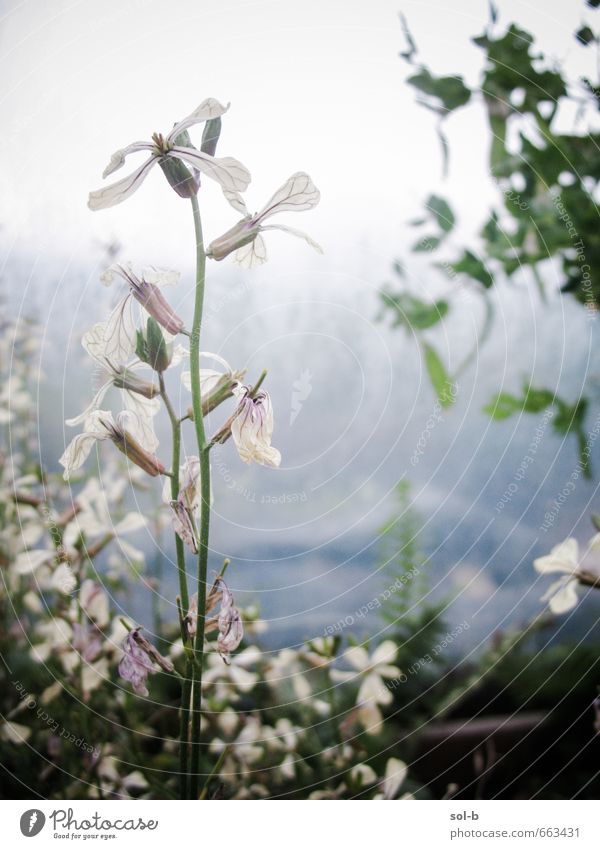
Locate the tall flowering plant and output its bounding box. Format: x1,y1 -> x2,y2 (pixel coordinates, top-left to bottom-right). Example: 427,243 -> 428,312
62,98 -> 321,799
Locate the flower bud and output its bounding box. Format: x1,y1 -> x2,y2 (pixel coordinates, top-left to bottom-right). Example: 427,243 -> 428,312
201,117 -> 222,157
136,318 -> 171,373
207,219 -> 260,262
132,280 -> 184,336
158,129 -> 201,198
112,368 -> 159,399
108,419 -> 166,477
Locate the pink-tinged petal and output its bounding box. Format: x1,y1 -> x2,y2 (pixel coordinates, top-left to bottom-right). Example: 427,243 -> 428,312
234,234 -> 268,268
88,156 -> 157,211
102,141 -> 154,178
261,222 -> 323,253
169,147 -> 251,193
255,172 -> 320,222
166,98 -> 230,142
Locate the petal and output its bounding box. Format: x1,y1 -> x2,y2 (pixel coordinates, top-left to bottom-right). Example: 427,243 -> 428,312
359,672 -> 390,706
123,392 -> 160,452
114,512 -> 147,535
382,758 -> 408,799
103,295 -> 137,364
223,188 -> 249,215
534,538 -> 579,575
81,321 -> 109,362
65,380 -> 111,428
166,98 -> 230,142
261,222 -> 323,253
13,548 -> 53,575
59,429 -> 107,480
102,141 -> 154,178
141,266 -> 180,287
255,171 -> 320,222
88,156 -> 157,211
542,576 -> 580,614
234,234 -> 267,268
371,640 -> 398,667
344,645 -> 369,671
168,147 -> 251,193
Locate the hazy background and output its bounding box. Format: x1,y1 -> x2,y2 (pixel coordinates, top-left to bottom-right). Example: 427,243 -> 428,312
2,0 -> 599,651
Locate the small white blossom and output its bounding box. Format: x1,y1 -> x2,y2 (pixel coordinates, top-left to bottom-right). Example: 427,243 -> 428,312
331,641 -> 401,734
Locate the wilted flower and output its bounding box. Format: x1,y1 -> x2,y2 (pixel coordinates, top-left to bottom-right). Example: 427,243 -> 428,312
188,576 -> 243,663
118,627 -> 174,697
72,623 -> 103,663
207,172 -> 321,268
60,410 -> 166,480
331,641 -> 401,734
216,388 -> 280,467
101,263 -> 184,337
534,538 -> 581,614
89,98 -> 250,210
162,456 -> 201,553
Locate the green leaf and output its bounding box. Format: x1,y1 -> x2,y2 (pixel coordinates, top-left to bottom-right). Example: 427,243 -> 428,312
423,343 -> 454,407
412,235 -> 442,252
576,26 -> 596,46
521,384 -> 554,413
426,195 -> 455,232
450,250 -> 494,288
379,291 -> 449,330
483,392 -> 522,420
406,68 -> 471,113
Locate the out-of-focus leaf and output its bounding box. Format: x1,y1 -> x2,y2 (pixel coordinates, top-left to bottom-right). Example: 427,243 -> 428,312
483,392 -> 522,420
450,250 -> 494,288
412,235 -> 442,252
521,385 -> 555,413
422,342 -> 454,407
575,26 -> 596,46
399,13 -> 418,62
406,68 -> 471,112
426,195 -> 455,232
379,291 -> 449,330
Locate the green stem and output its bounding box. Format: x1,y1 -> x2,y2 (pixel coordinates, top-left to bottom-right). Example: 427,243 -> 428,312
188,194 -> 212,799
159,372 -> 191,799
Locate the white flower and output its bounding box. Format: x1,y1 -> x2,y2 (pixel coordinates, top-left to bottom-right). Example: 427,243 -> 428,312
230,388 -> 281,467
534,538 -> 581,614
59,410 -> 165,480
265,648 -> 312,702
66,320 -> 161,453
331,641 -> 401,735
89,98 -> 251,210
207,172 -> 322,268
